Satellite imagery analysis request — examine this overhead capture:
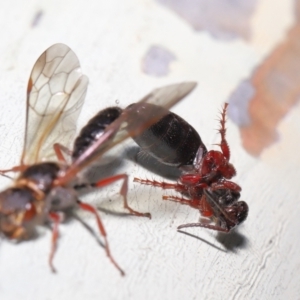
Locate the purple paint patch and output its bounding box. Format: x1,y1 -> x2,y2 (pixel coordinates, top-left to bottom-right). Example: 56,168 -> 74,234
157,0 -> 257,40
31,10 -> 44,28
142,45 -> 176,77
227,79 -> 254,126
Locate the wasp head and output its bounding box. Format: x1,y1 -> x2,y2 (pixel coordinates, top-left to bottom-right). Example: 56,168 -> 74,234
0,188 -> 38,240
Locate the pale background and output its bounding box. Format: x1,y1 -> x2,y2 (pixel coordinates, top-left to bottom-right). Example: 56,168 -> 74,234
0,0 -> 299,299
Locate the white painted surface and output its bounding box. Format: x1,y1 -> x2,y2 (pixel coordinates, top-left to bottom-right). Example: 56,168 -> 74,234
0,0 -> 299,299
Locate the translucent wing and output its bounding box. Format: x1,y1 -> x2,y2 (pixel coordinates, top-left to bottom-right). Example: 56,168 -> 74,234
59,82 -> 197,184
21,43 -> 88,165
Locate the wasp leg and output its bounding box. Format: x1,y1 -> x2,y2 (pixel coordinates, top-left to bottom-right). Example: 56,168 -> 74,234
0,165 -> 28,175
79,174 -> 151,218
53,143 -> 72,163
48,211 -> 64,273
77,200 -> 125,276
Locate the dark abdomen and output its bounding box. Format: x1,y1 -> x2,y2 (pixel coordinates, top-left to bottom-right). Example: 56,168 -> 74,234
72,107 -> 122,160
132,104 -> 206,167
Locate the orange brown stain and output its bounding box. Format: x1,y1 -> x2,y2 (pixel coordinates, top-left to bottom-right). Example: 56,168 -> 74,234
241,2 -> 300,156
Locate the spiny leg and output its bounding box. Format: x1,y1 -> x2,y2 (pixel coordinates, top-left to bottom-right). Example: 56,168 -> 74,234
217,103 -> 230,160
163,194 -> 213,217
163,195 -> 195,206
134,177 -> 187,194
77,200 -> 125,276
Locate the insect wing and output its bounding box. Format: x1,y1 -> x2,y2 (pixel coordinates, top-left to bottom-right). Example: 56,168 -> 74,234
138,81 -> 197,110
21,43 -> 88,165
60,82 -> 197,183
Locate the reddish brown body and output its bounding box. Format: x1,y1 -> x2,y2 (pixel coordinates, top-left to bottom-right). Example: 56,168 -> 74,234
134,103 -> 248,233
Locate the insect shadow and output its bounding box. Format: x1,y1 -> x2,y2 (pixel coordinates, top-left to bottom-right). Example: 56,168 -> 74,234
216,229 -> 249,252
178,228 -> 248,252
72,212 -> 105,248
125,146 -> 181,181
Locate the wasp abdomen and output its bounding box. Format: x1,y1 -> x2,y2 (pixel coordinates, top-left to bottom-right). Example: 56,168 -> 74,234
72,107 -> 122,160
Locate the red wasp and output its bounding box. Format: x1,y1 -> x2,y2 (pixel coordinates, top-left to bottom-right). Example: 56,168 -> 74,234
0,43 -> 197,275
133,103 -> 248,232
